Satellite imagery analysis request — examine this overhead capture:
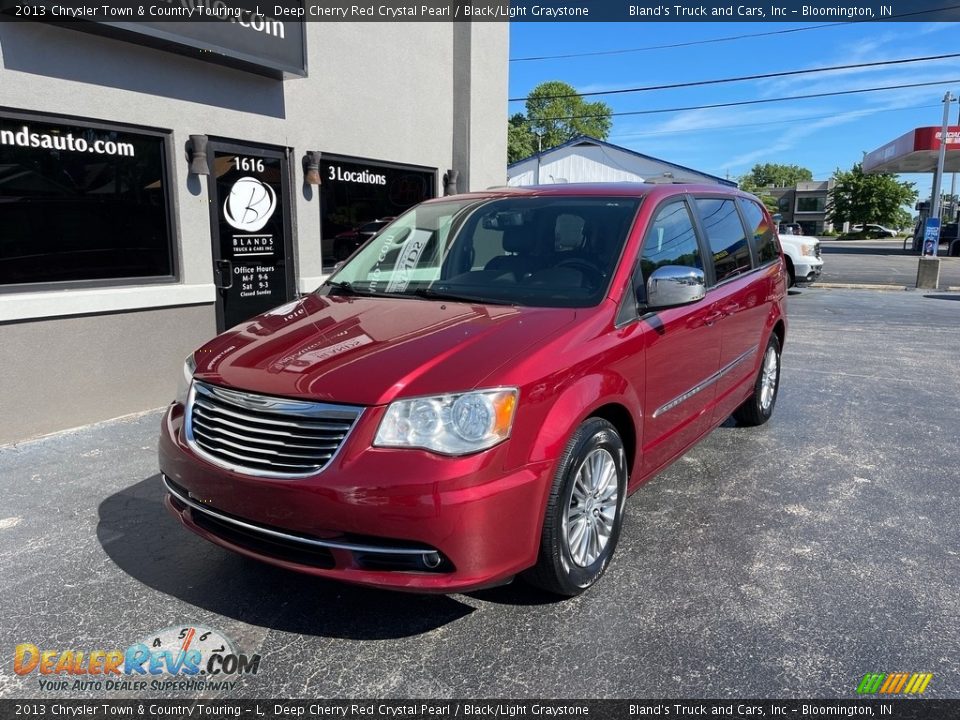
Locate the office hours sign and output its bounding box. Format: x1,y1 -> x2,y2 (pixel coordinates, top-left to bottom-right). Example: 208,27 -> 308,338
212,147 -> 294,331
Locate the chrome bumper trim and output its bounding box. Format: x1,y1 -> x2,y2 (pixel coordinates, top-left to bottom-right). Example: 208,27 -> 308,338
162,474 -> 439,559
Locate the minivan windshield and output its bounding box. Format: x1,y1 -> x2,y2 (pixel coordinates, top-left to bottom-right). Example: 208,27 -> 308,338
320,196 -> 642,308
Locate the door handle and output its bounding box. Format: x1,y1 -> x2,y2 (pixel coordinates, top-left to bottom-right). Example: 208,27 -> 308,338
703,310 -> 724,326
721,302 -> 740,314
215,259 -> 233,290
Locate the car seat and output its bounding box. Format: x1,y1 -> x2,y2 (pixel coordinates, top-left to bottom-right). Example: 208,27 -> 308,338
484,227 -> 539,281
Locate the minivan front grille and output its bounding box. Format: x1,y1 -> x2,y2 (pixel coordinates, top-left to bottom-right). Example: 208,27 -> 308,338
185,381 -> 363,478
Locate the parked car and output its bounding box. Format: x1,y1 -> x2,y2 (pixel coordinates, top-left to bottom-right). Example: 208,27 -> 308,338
160,184 -> 787,596
851,223 -> 898,238
777,232 -> 822,286
331,217 -> 395,261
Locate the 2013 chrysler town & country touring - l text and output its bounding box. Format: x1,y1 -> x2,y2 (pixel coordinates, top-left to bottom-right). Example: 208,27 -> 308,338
160,184 -> 787,596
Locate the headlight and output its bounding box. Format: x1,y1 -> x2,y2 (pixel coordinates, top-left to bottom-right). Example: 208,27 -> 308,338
801,243 -> 817,257
374,388 -> 518,455
175,354 -> 197,406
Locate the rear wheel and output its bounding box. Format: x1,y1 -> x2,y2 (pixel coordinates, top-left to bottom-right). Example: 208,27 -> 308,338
733,334 -> 781,427
523,418 -> 628,597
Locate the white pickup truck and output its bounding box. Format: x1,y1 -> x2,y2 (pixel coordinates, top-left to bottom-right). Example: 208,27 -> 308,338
777,227 -> 823,286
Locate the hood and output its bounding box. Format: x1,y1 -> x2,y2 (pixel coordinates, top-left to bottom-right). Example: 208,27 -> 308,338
192,294 -> 577,406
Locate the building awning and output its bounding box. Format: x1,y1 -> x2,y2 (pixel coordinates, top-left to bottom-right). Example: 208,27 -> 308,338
863,126 -> 960,174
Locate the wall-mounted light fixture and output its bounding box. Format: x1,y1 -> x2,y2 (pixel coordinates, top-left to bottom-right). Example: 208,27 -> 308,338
443,169 -> 460,196
303,151 -> 322,185
186,134 -> 209,176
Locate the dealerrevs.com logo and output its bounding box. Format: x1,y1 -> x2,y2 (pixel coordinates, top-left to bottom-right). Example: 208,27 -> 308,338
14,625 -> 261,692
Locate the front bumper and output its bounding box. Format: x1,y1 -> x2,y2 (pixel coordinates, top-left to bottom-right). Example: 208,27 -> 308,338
794,260 -> 823,284
159,402 -> 552,593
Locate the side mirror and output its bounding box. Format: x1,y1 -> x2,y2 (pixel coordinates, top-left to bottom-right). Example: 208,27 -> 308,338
333,261 -> 345,272
646,266 -> 706,309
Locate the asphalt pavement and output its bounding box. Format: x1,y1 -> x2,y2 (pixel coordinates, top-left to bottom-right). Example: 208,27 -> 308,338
818,238 -> 960,288
1,288 -> 959,700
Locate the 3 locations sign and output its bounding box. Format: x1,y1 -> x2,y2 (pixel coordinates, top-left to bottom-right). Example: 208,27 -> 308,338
3,0 -> 307,78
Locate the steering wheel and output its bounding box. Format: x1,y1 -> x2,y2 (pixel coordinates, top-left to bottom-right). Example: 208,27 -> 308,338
555,258 -> 604,288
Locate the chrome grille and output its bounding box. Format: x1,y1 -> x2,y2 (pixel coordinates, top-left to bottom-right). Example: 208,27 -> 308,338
814,242 -> 821,259
185,381 -> 362,479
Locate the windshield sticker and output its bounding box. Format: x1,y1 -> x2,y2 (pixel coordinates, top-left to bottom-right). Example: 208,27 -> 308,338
384,229 -> 432,294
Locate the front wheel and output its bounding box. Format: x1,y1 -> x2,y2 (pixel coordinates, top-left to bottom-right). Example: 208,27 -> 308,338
733,334 -> 781,427
523,418 -> 628,597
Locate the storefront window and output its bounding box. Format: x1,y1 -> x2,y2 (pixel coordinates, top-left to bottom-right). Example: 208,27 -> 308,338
0,113 -> 174,288
796,196 -> 825,213
320,155 -> 435,265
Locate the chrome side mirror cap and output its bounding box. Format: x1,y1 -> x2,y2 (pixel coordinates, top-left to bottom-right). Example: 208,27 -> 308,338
646,266 -> 706,309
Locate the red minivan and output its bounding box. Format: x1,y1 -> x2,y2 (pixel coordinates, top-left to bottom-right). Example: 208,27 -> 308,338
159,184 -> 786,596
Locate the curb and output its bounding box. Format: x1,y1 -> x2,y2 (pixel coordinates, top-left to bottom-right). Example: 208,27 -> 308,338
815,283 -> 960,292
817,282 -> 910,291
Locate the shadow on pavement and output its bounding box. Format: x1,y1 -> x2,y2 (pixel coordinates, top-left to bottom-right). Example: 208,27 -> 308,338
97,475 -> 474,639
923,294 -> 960,301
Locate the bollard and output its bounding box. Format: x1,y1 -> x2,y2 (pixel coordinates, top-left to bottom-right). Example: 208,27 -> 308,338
916,257 -> 941,289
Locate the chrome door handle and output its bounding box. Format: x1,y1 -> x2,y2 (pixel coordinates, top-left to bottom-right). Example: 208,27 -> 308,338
703,311 -> 724,326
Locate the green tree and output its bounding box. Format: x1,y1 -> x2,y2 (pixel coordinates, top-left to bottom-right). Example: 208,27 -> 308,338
893,207 -> 913,231
507,113 -> 535,164
508,81 -> 613,163
737,163 -> 814,193
827,163 -> 918,227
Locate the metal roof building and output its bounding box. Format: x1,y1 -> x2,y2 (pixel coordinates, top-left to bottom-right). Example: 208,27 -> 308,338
507,136 -> 736,188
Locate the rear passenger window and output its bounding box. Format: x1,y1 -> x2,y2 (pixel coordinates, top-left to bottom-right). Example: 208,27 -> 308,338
739,198 -> 779,265
695,198 -> 753,282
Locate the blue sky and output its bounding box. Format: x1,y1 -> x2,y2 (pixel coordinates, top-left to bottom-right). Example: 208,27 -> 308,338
508,22 -> 959,198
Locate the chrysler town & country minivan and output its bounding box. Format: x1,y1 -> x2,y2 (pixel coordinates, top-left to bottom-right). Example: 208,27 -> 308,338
159,184 -> 787,596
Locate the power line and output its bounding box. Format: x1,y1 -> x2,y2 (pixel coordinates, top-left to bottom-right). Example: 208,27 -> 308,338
508,5 -> 960,62
509,53 -> 960,103
511,23 -> 845,62
547,78 -> 960,122
607,104 -> 943,141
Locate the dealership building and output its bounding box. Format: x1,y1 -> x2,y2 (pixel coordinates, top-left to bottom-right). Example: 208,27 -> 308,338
0,20 -> 508,444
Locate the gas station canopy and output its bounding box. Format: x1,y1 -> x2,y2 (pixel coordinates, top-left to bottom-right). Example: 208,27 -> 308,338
863,126 -> 960,174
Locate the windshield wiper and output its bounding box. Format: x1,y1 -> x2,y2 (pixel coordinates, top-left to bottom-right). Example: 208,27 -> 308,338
411,288 -> 515,306
324,280 -> 361,296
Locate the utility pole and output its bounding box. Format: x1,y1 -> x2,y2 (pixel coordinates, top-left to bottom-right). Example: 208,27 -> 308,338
951,96 -> 960,222
533,130 -> 543,185
917,91 -> 952,287
930,91 -> 952,223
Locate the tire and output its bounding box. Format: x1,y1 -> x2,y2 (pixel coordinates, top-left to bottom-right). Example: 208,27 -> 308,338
733,334 -> 781,427
523,418 -> 628,597
784,257 -> 796,288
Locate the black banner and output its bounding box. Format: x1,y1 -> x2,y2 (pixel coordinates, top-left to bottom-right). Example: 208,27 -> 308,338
0,0 -> 306,77
2,0 -> 960,22
3,700 -> 960,720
